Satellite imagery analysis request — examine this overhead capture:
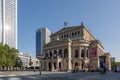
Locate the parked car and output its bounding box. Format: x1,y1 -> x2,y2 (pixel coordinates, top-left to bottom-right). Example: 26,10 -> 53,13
115,66 -> 120,72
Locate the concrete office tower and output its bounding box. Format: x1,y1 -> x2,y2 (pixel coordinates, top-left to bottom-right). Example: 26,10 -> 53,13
0,0 -> 18,49
36,27 -> 51,57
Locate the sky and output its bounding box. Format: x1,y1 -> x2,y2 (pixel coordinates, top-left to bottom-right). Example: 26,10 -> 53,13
18,0 -> 120,61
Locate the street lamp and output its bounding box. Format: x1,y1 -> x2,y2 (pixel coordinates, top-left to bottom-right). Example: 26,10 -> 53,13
81,59 -> 84,71
39,60 -> 41,75
66,58 -> 69,71
37,55 -> 43,75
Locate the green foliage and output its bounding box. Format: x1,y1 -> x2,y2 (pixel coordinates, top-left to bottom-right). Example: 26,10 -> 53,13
14,57 -> 23,68
111,61 -> 120,71
111,61 -> 116,70
116,62 -> 120,66
0,43 -> 18,67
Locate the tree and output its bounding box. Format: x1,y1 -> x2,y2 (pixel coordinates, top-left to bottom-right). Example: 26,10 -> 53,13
111,61 -> 117,71
0,43 -> 6,66
14,57 -> 23,69
111,61 -> 120,71
0,43 -> 18,70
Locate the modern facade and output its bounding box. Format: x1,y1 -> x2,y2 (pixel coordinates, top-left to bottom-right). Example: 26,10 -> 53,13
41,23 -> 111,71
36,27 -> 51,58
0,0 -> 17,49
18,52 -> 31,68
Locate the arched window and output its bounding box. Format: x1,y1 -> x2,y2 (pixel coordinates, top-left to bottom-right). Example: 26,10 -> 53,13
81,49 -> 84,57
59,62 -> 62,70
64,49 -> 68,58
78,31 -> 80,34
54,62 -> 56,69
75,62 -> 78,69
45,53 -> 48,58
59,49 -> 62,58
75,49 -> 78,57
64,35 -> 66,38
50,51 -> 52,58
66,34 -> 68,38
72,32 -> 74,36
75,32 -> 77,35
61,35 -> 63,39
54,50 -> 57,58
48,62 -> 52,71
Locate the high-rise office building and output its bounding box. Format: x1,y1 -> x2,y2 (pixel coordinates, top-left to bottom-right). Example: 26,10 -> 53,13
0,0 -> 17,49
36,27 -> 51,57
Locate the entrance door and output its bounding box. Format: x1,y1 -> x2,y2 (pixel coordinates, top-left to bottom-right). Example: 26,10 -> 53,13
54,62 -> 56,70
82,61 -> 84,70
48,62 -> 52,71
75,62 -> 78,70
59,62 -> 61,71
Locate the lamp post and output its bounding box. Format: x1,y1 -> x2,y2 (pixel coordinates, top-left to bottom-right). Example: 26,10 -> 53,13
37,55 -> 43,75
39,59 -> 41,75
66,58 -> 69,71
81,59 -> 84,71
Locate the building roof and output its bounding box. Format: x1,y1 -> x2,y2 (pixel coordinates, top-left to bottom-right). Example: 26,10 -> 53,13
50,25 -> 84,37
104,52 -> 111,56
50,23 -> 96,40
90,40 -> 104,49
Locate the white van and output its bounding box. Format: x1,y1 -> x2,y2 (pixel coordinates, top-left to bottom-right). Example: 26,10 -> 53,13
116,66 -> 120,72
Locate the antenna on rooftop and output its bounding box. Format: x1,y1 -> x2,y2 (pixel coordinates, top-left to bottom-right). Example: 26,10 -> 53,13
64,22 -> 68,28
81,21 -> 84,26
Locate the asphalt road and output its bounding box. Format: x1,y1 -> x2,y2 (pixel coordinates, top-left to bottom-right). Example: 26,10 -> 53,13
0,71 -> 120,80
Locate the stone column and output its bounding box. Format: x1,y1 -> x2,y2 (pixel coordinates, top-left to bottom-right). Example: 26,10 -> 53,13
57,61 -> 59,71
62,48 -> 64,58
84,46 -> 87,59
57,49 -> 59,58
79,47 -> 81,59
46,62 -> 49,71
67,42 -> 72,71
79,61 -> 82,70
51,61 -> 54,72
73,47 -> 75,58
97,58 -> 100,69
51,50 -> 53,59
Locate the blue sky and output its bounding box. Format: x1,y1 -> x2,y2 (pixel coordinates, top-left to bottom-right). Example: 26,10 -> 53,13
18,0 -> 120,61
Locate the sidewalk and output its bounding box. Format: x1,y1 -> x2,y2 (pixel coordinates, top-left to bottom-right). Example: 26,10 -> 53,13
0,71 -> 38,77
0,71 -> 69,77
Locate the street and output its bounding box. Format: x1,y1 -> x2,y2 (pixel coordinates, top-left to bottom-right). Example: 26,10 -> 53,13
0,71 -> 120,80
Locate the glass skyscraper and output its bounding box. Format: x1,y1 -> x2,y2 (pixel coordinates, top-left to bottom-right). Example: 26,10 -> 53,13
36,27 -> 51,57
0,0 -> 17,49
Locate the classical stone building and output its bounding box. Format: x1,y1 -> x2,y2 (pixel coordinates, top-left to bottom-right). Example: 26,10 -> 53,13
104,53 -> 111,70
41,23 -> 111,71
31,58 -> 39,68
18,52 -> 31,68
